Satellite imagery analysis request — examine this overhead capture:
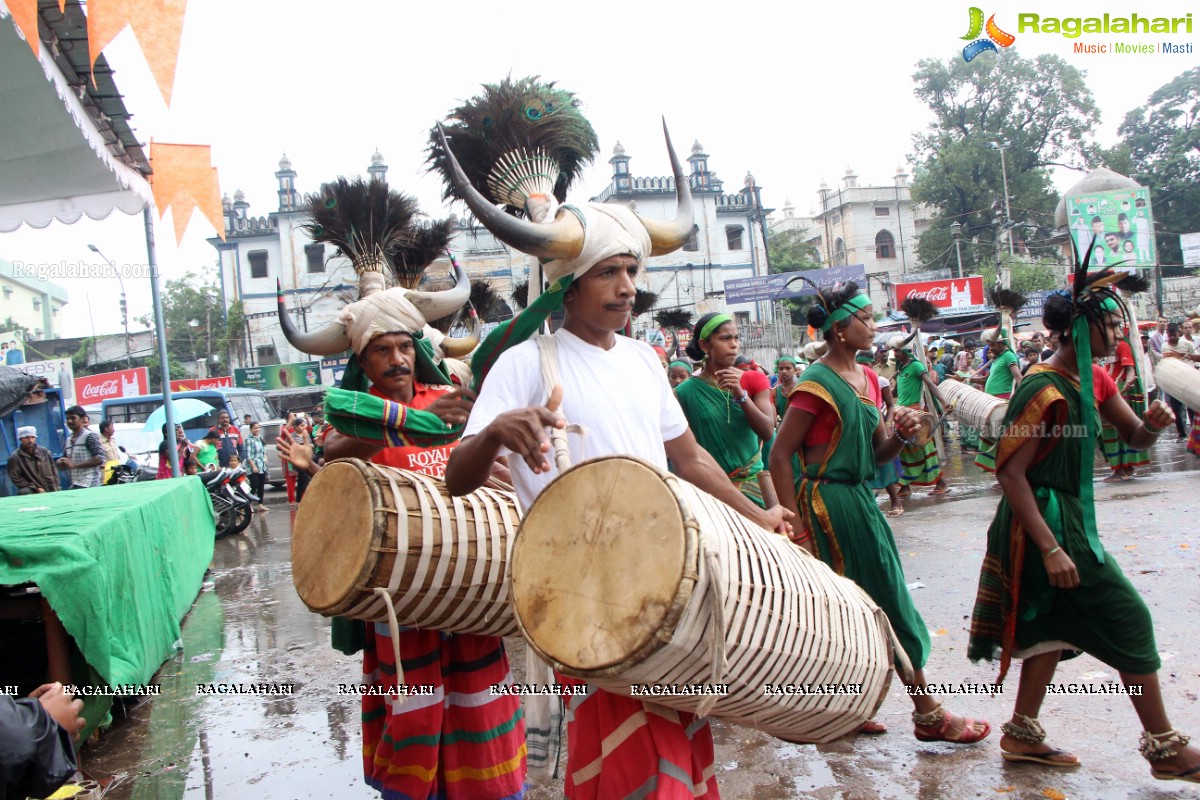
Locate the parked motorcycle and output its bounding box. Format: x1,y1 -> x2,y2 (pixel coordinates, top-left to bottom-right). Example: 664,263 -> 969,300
106,463 -> 157,485
198,468 -> 253,537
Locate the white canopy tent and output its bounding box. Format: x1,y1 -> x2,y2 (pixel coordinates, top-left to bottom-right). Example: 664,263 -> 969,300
0,0 -> 153,230
0,0 -> 182,474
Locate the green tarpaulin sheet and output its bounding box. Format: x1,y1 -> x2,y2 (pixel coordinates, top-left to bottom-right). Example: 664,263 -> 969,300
0,479 -> 215,690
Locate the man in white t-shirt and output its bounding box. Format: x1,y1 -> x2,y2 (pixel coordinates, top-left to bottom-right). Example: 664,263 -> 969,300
447,256 -> 787,800
447,255 -> 789,796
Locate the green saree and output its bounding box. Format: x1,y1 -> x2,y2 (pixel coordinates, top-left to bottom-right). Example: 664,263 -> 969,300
791,363 -> 930,669
675,376 -> 765,506
968,364 -> 1159,684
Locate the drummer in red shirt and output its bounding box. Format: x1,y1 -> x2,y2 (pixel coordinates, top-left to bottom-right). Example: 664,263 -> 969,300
314,319 -> 526,800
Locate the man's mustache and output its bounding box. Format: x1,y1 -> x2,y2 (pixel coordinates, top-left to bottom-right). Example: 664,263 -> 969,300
383,365 -> 413,378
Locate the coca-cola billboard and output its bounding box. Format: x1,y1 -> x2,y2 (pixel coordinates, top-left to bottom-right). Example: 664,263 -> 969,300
75,367 -> 149,405
170,376 -> 234,392
893,277 -> 985,312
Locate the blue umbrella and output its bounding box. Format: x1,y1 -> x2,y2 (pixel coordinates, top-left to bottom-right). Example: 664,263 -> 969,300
141,397 -> 218,432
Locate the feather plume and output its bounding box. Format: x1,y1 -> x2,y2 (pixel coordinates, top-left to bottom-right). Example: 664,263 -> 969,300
510,278 -> 529,310
470,279 -> 503,323
387,218 -> 454,289
427,76 -> 599,216
633,289 -> 659,318
791,274 -> 831,313
1113,273 -> 1150,294
302,177 -> 419,265
1071,235 -> 1099,306
988,286 -> 1027,313
900,296 -> 940,324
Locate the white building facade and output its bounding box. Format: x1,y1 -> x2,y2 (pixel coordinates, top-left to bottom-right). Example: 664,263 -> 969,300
208,153 -> 526,370
594,140 -> 772,331
0,258 -> 68,340
773,167 -> 932,312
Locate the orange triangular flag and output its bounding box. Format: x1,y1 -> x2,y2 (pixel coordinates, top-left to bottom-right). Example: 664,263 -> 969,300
149,141 -> 225,245
8,0 -> 41,58
87,0 -> 188,106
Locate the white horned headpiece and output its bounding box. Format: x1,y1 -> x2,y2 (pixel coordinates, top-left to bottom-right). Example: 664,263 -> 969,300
276,177 -> 471,357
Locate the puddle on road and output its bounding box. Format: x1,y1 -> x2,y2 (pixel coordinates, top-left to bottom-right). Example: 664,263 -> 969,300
75,439 -> 1199,799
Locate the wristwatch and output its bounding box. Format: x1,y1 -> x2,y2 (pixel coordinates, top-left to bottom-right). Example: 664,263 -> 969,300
733,393 -> 749,405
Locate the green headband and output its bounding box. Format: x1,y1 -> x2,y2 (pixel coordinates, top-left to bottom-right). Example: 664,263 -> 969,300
820,293 -> 871,333
699,313 -> 733,341
669,360 -> 691,370
776,355 -> 797,366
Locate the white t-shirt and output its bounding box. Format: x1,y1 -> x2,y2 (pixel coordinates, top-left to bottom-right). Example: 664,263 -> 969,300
463,329 -> 688,511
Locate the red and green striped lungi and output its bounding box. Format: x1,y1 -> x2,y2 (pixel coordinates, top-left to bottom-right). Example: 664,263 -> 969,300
362,625 -> 526,800
1099,382 -> 1150,471
1188,415 -> 1200,457
898,403 -> 942,486
560,679 -> 718,799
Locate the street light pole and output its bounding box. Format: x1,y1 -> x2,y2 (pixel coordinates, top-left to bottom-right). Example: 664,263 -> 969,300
950,220 -> 964,279
989,141 -> 1015,258
87,244 -> 132,367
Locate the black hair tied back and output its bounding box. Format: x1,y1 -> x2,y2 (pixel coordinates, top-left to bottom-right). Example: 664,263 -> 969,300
687,312 -> 721,361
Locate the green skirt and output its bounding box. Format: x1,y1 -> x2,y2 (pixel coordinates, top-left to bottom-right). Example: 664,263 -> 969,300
808,480 -> 930,670
969,489 -> 1160,675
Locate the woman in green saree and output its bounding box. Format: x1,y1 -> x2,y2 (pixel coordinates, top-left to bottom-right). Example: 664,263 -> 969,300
769,280 -> 990,744
675,313 -> 776,506
968,264 -> 1200,783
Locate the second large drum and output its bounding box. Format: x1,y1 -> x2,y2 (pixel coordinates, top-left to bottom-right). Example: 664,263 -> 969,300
510,455 -> 906,744
292,458 -> 520,637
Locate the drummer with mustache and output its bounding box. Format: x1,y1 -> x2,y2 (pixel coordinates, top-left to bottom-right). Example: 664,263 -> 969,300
445,218 -> 791,798
318,302 -> 528,800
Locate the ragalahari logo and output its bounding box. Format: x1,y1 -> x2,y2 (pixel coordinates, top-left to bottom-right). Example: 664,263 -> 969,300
961,8 -> 1016,61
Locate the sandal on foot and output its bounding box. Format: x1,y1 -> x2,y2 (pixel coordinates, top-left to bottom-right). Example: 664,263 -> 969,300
885,507 -> 904,518
858,719 -> 888,735
1002,748 -> 1080,767
913,705 -> 990,744
1000,715 -> 1078,766
1152,765 -> 1200,783
929,487 -> 951,496
1141,729 -> 1200,783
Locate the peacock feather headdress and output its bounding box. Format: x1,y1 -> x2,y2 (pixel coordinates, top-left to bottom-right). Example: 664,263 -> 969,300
426,76 -> 599,222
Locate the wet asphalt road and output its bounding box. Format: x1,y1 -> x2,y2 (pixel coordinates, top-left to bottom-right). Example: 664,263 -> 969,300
77,435 -> 1200,799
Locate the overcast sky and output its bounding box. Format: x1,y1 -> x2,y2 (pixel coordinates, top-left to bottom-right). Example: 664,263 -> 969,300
2,0 -> 1195,339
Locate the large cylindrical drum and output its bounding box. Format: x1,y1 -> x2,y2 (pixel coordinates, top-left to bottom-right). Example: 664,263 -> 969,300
1155,358 -> 1200,411
941,379 -> 1007,438
510,456 -> 902,743
292,458 -> 519,636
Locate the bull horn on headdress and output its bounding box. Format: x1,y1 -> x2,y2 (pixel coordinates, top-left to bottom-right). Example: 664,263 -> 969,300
434,124 -> 584,261
638,119 -> 695,256
801,340 -> 828,361
887,330 -> 919,351
439,308 -> 482,358
277,280 -> 352,356
665,328 -> 679,359
405,259 -> 472,324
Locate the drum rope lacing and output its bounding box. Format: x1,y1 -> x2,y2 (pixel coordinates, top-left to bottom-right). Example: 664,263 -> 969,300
535,335 -> 731,715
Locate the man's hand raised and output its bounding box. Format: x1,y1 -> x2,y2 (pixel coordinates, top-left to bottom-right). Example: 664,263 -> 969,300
423,388 -> 477,426
484,385 -> 565,474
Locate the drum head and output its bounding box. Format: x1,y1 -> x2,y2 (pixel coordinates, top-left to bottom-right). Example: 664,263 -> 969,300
908,412 -> 935,448
292,460 -> 380,613
512,457 -> 688,673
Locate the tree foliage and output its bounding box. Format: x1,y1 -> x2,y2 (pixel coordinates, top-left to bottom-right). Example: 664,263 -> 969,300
136,269 -> 232,389
1101,67 -> 1200,273
909,49 -> 1098,272
767,229 -> 823,273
